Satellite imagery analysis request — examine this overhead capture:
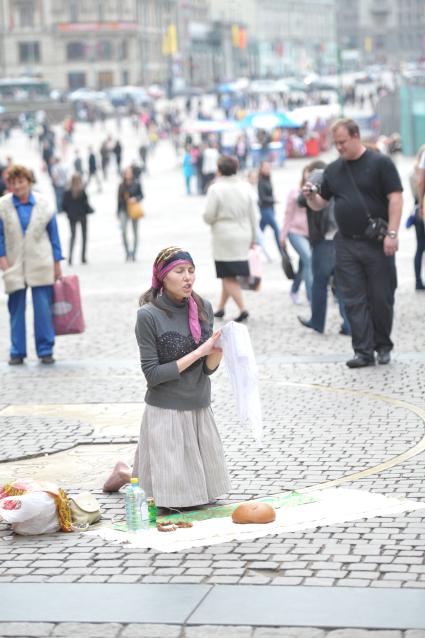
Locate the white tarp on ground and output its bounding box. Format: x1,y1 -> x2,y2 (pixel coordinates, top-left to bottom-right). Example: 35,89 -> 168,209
87,487 -> 425,553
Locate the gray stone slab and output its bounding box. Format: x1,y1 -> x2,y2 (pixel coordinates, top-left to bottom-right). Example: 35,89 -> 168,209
0,584 -> 210,624
189,586 -> 425,630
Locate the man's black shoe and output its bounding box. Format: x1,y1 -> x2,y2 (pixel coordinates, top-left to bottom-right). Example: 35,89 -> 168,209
346,355 -> 375,369
297,316 -> 321,333
40,355 -> 55,365
377,350 -> 391,365
8,357 -> 24,366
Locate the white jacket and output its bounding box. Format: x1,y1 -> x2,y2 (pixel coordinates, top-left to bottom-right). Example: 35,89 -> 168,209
203,176 -> 257,261
0,192 -> 55,294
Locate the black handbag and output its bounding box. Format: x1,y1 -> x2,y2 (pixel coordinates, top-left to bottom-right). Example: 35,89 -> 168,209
281,247 -> 295,279
344,161 -> 388,241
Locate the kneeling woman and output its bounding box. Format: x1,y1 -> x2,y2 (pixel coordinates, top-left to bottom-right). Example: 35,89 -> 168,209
105,246 -> 231,508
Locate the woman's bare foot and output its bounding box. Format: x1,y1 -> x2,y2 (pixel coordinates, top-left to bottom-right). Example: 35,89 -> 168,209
102,461 -> 132,492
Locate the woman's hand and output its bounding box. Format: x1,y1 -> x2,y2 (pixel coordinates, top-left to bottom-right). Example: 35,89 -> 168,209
128,197 -> 137,204
54,261 -> 62,281
176,329 -> 222,374
0,256 -> 9,272
196,330 -> 222,358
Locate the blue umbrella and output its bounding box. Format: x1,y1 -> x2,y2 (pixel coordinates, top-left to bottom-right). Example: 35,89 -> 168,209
217,83 -> 236,94
240,111 -> 299,130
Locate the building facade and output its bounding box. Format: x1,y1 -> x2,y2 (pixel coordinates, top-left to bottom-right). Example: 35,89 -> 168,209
336,0 -> 425,66
0,0 -> 179,90
208,0 -> 337,79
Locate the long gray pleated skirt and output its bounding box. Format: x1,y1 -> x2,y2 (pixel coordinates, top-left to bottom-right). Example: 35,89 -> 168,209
132,405 -> 231,508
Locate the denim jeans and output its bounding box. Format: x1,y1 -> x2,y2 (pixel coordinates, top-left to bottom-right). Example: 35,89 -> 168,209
288,232 -> 313,301
119,211 -> 139,260
310,239 -> 351,334
259,206 -> 281,255
414,216 -> 425,285
8,285 -> 55,358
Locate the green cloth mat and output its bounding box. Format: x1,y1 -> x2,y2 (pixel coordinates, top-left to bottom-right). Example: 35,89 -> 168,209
112,491 -> 316,531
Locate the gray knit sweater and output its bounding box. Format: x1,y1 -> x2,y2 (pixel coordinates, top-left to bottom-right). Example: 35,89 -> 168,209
135,293 -> 215,410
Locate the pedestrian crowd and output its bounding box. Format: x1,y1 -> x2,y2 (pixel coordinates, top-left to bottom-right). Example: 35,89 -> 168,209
0,110 -> 424,523
0,114 -> 423,376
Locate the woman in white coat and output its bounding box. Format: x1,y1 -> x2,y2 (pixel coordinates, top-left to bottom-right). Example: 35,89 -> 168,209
203,155 -> 257,322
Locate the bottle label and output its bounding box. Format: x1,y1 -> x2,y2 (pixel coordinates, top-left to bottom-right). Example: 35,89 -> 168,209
141,502 -> 149,521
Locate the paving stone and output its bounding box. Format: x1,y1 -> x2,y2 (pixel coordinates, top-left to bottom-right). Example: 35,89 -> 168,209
120,625 -> 182,638
253,630 -> 325,638
326,632 -> 401,638
0,623 -> 54,636
52,622 -> 122,637
185,626 -> 252,638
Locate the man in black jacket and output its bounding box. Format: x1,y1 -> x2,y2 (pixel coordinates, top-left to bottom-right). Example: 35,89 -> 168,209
304,118 -> 403,368
297,160 -> 350,336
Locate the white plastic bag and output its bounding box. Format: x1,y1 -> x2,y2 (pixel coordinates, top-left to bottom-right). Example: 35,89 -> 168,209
217,321 -> 263,444
0,492 -> 60,535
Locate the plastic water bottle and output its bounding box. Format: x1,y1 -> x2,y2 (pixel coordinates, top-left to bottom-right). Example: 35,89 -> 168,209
125,478 -> 149,532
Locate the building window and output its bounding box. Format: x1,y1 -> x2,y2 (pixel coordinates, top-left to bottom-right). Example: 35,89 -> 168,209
18,41 -> 40,63
97,70 -> 113,89
69,0 -> 79,22
118,40 -> 128,60
97,0 -> 104,21
18,1 -> 35,27
68,72 -> 86,90
97,40 -> 114,60
66,41 -> 86,61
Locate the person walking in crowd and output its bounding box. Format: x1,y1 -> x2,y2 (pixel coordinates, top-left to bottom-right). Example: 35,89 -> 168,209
296,161 -> 351,335
50,157 -> 68,213
257,161 -> 282,256
281,168 -> 313,305
62,173 -> 93,266
304,118 -> 403,368
73,150 -> 83,176
235,134 -> 248,171
0,164 -> 63,365
87,147 -> 102,193
117,166 -> 144,262
247,169 -> 272,262
100,139 -> 111,180
193,144 -> 204,195
203,155 -> 257,322
411,144 -> 425,290
182,145 -> 193,195
202,141 -> 219,193
113,140 -> 122,174
103,246 -> 231,508
138,122 -> 150,173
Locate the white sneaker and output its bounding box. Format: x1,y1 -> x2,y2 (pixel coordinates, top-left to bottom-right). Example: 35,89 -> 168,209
289,291 -> 302,305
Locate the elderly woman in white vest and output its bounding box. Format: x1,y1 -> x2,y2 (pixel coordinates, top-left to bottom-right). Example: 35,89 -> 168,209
0,164 -> 63,365
203,155 -> 257,322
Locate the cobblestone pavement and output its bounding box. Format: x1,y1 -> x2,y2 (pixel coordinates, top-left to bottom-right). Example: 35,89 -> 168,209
0,121 -> 425,632
0,622 -> 424,637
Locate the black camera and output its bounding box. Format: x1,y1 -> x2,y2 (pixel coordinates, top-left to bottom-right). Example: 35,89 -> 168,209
364,217 -> 388,242
305,168 -> 324,196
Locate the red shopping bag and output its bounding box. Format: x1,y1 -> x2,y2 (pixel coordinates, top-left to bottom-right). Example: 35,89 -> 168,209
52,275 -> 85,335
238,245 -> 262,291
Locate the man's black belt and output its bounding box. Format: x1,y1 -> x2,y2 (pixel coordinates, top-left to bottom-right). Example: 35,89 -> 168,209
341,233 -> 368,240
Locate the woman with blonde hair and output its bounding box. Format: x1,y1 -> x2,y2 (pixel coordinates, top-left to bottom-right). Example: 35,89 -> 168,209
62,173 -> 93,265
